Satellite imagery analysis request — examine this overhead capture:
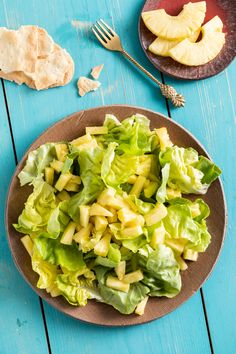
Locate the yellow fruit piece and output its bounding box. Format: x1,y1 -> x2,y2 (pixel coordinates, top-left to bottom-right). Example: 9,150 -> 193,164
135,296 -> 149,316
149,29 -> 200,57
155,127 -> 173,150
90,203 -> 113,217
121,225 -> 143,239
85,126 -> 108,135
115,260 -> 126,280
144,203 -> 167,226
106,275 -> 130,293
150,223 -> 165,249
142,1 -> 206,39
61,221 -> 76,245
130,175 -> 146,197
55,143 -> 68,162
169,16 -> 225,66
94,215 -> 108,232
94,233 -> 111,257
79,205 -> 90,228
183,249 -> 198,261
123,270 -> 144,284
21,235 -> 33,256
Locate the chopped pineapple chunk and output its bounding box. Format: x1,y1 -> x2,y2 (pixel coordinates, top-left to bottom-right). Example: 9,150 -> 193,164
94,233 -> 111,257
70,175 -> 81,184
165,238 -> 186,254
94,215 -> 108,232
60,221 -> 76,245
57,190 -> 71,201
176,256 -> 188,271
142,2 -> 206,39
183,249 -> 198,261
144,203 -> 167,226
123,270 -> 144,284
155,127 -> 173,150
135,296 -> 149,316
107,208 -> 118,223
115,260 -> 126,280
144,181 -> 158,198
106,275 -> 130,293
55,173 -> 72,191
73,223 -> 92,243
71,133 -> 92,146
50,159 -> 64,173
121,225 -> 143,239
21,235 -> 34,256
55,143 -> 68,162
189,203 -> 201,218
117,208 -> 138,225
90,203 -> 113,217
130,175 -> 146,197
166,188 -> 181,200
45,167 -> 54,185
79,205 -> 90,228
150,223 -> 165,249
64,182 -> 80,192
86,126 -> 108,135
127,175 -> 138,184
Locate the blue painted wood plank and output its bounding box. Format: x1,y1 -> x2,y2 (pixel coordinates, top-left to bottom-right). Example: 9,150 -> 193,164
0,82 -> 49,354
0,0 -> 213,353
165,61 -> 236,354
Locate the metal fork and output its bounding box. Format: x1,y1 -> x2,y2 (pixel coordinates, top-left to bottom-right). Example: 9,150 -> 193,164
92,19 -> 185,108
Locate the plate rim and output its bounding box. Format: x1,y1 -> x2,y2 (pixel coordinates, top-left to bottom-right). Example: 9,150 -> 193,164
5,104 -> 228,326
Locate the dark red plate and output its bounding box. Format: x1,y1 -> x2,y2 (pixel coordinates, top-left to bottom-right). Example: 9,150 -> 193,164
139,0 -> 236,80
6,105 -> 227,326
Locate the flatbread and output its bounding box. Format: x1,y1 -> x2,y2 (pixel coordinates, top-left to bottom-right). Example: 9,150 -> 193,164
0,70 -> 35,88
77,77 -> 101,96
0,25 -> 74,90
0,26 -> 38,73
27,45 -> 74,90
37,27 -> 54,58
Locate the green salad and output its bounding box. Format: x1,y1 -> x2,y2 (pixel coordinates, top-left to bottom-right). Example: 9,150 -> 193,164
14,114 -> 221,315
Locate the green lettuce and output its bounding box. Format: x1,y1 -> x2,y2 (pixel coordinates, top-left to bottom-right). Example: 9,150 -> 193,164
100,114 -> 157,155
159,146 -> 221,194
101,142 -> 138,187
13,180 -> 56,234
138,244 -> 181,298
68,147 -> 104,221
95,266 -> 149,314
164,199 -> 211,252
156,163 -> 170,203
18,143 -> 56,186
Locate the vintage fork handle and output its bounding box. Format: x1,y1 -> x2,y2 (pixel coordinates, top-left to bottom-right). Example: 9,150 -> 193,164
121,49 -> 185,107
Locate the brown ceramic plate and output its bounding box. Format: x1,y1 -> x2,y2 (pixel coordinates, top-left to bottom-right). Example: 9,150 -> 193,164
6,105 -> 227,326
139,0 -> 236,80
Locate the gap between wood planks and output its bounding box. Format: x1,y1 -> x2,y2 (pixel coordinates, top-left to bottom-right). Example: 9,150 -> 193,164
1,79 -> 52,354
160,72 -> 214,354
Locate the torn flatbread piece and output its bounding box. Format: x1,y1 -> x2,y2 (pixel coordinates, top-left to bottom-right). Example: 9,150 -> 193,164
0,25 -> 74,90
0,26 -> 38,73
77,76 -> 101,96
91,64 -> 104,79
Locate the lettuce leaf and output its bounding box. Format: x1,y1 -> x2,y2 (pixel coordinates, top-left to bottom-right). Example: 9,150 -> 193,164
164,200 -> 211,252
55,273 -> 101,306
34,236 -> 86,271
68,147 -> 104,221
159,146 -> 221,194
101,142 -> 138,187
18,143 -> 56,186
138,244 -> 181,298
156,163 -> 170,203
13,180 -> 56,234
95,266 -> 149,314
100,114 -> 157,155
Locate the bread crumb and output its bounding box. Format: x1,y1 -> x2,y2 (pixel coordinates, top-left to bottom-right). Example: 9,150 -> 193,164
91,64 -> 104,79
77,76 -> 101,96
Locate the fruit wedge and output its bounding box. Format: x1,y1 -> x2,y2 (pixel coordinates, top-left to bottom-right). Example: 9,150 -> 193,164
142,1 -> 206,39
169,16 -> 225,66
149,29 -> 200,57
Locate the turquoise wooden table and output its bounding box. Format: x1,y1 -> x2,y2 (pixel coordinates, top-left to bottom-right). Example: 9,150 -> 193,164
0,1 -> 235,353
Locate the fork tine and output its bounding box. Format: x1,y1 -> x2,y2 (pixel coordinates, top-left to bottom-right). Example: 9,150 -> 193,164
94,24 -> 108,43
92,27 -> 107,46
96,20 -> 112,39
100,19 -> 116,36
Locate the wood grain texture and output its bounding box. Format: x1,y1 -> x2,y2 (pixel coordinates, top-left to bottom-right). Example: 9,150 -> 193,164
0,82 -> 49,354
165,61 -> 236,354
1,0 -> 233,352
